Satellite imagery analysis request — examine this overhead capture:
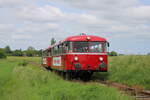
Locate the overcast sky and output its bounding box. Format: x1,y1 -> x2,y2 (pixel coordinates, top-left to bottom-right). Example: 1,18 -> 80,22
0,0 -> 150,54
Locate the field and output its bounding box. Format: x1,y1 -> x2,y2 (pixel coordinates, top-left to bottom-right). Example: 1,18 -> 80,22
95,55 -> 150,90
0,57 -> 133,100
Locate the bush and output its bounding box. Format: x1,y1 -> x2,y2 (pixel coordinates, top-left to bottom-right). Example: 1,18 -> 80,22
12,49 -> 23,56
0,49 -> 7,59
18,60 -> 28,67
109,51 -> 118,56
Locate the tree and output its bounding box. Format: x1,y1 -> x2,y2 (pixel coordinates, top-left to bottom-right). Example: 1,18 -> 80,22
108,51 -> 118,56
12,49 -> 23,56
51,38 -> 56,45
4,46 -> 12,55
25,46 -> 36,57
37,49 -> 42,56
27,46 -> 35,51
0,48 -> 7,59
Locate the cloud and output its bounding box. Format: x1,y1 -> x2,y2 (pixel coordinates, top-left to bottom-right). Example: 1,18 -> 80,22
0,0 -> 25,7
126,6 -> 150,21
50,0 -> 139,10
12,34 -> 32,39
17,5 -> 64,22
17,4 -> 101,25
0,24 -> 15,35
16,23 -> 60,33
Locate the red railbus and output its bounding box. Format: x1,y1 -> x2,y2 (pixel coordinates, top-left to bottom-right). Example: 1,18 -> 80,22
42,34 -> 109,79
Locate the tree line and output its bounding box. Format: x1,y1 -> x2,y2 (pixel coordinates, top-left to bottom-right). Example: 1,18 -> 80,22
0,38 -> 56,59
0,46 -> 42,59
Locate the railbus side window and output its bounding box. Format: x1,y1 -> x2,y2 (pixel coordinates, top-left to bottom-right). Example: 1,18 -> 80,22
51,48 -> 53,56
48,50 -> 51,56
52,47 -> 54,56
58,45 -> 63,54
62,42 -> 72,53
46,50 -> 49,56
68,42 -> 73,52
44,51 -> 47,56
52,47 -> 55,56
58,44 -> 63,54
43,51 -> 47,56
63,42 -> 67,53
57,46 -> 59,55
54,46 -> 57,55
43,51 -> 45,56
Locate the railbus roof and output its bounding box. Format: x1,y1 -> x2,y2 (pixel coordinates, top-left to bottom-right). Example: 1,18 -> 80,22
44,35 -> 107,50
64,35 -> 106,42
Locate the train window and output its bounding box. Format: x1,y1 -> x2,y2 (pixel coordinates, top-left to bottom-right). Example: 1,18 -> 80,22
62,43 -> 67,53
103,42 -> 107,52
48,50 -> 51,56
58,44 -> 63,54
89,42 -> 106,53
43,50 -> 49,56
68,42 -> 73,52
43,51 -> 47,56
73,42 -> 88,52
62,42 -> 73,53
51,47 -> 54,56
72,42 -> 106,53
54,46 -> 57,55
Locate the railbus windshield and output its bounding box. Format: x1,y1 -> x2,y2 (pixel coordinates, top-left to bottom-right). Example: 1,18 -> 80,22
49,41 -> 107,56
73,42 -> 107,53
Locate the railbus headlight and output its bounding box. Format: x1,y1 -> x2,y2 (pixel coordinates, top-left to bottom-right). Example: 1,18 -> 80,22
74,56 -> 78,61
87,36 -> 91,40
99,57 -> 103,61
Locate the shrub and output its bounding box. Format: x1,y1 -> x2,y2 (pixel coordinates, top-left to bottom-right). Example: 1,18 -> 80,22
109,51 -> 118,56
18,60 -> 28,67
0,49 -> 7,59
12,49 -> 23,56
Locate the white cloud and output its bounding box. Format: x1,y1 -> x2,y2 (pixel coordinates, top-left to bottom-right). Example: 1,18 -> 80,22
12,34 -> 32,39
17,4 -> 102,26
16,23 -> 60,33
50,0 -> 139,10
0,0 -> 25,7
126,6 -> 150,20
0,24 -> 15,34
17,5 -> 64,22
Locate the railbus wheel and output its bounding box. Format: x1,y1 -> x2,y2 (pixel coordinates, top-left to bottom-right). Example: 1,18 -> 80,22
65,72 -> 72,80
60,71 -> 65,79
80,71 -> 93,81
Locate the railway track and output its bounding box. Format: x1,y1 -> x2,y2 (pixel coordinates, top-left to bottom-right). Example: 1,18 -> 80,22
72,79 -> 150,100
96,80 -> 150,100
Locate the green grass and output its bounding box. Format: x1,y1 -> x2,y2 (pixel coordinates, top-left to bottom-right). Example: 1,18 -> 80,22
0,57 -> 133,100
8,56 -> 41,64
95,55 -> 150,90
